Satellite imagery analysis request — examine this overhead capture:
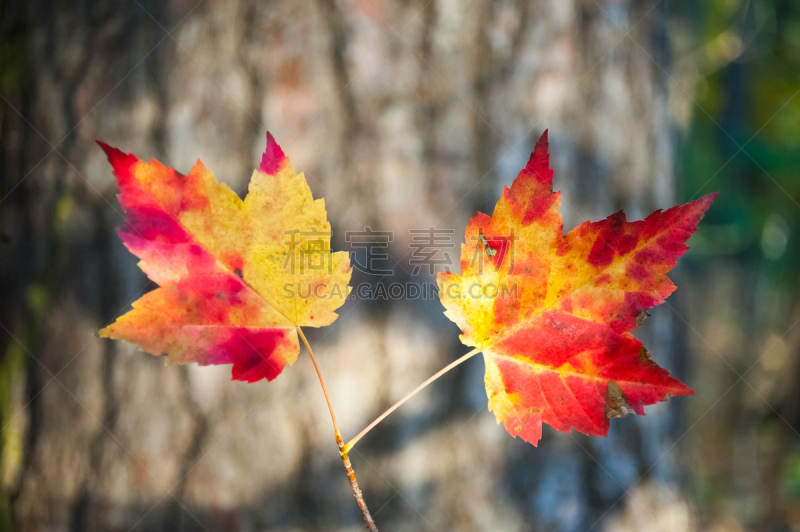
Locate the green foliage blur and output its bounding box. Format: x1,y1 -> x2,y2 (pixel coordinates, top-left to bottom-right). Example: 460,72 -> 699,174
677,0 -> 799,290
673,0 -> 800,527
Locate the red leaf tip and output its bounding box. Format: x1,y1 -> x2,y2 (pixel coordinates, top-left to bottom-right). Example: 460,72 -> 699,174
520,129 -> 553,189
97,140 -> 122,160
97,141 -> 137,172
701,191 -> 719,205
260,131 -> 287,174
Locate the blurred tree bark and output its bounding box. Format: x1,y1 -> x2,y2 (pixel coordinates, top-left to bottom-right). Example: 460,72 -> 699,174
0,0 -> 694,530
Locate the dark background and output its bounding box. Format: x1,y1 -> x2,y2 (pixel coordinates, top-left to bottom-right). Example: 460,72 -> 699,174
1,0 -> 799,530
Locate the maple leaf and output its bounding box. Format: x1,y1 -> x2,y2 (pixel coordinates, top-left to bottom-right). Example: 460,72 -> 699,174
99,133 -> 351,382
438,130 -> 715,446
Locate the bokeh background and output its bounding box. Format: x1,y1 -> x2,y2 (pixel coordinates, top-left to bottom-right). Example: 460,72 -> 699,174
1,0 -> 799,530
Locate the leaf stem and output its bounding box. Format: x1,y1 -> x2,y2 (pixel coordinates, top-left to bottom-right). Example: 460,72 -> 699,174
297,326 -> 340,431
343,347 -> 482,453
296,327 -> 378,532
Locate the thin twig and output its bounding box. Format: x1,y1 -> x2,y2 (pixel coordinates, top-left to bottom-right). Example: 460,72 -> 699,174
343,348 -> 482,453
336,431 -> 378,532
296,327 -> 378,532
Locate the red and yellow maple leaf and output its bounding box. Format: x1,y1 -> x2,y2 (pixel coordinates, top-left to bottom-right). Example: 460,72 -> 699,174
438,130 -> 715,446
99,133 -> 351,382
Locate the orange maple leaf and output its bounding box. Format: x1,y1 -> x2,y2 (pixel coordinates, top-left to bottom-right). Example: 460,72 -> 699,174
438,130 -> 715,446
99,133 -> 351,382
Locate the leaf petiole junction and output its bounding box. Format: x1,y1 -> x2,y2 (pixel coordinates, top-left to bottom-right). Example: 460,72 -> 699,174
296,327 -> 378,532
343,347 -> 482,453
